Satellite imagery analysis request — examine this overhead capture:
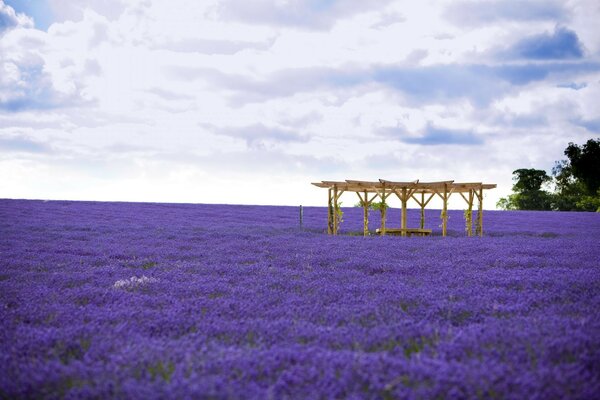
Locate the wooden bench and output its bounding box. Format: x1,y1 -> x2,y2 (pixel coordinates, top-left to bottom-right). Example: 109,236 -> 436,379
375,228 -> 432,237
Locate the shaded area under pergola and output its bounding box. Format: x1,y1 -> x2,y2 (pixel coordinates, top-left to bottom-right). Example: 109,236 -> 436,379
312,179 -> 497,237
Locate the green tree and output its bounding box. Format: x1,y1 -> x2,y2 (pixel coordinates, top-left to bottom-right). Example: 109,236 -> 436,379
552,160 -> 587,210
498,138 -> 600,212
564,138 -> 600,195
553,138 -> 600,211
496,168 -> 553,210
496,196 -> 517,210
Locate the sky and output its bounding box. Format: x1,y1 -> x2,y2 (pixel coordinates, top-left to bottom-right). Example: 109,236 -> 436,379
1,0 -> 599,209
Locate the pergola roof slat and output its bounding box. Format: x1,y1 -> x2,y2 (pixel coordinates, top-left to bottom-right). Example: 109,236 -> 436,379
321,180 -> 348,186
379,179 -> 420,187
452,182 -> 482,187
413,180 -> 454,187
345,180 -> 381,185
315,179 -> 496,192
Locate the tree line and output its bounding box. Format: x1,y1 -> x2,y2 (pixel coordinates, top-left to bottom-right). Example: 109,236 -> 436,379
497,138 -> 600,212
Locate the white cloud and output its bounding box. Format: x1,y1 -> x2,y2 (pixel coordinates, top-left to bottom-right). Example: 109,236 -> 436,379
0,1 -> 33,33
216,0 -> 393,30
0,0 -> 599,209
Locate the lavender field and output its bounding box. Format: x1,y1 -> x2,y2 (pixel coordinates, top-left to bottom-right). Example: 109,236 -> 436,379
1,199 -> 599,399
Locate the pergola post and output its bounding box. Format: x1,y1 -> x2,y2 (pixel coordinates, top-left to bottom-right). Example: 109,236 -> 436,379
420,192 -> 425,229
364,190 -> 369,237
401,187 -> 408,237
380,188 -> 387,236
477,186 -> 483,236
467,189 -> 474,237
333,185 -> 339,235
414,192 -> 435,231
442,184 -> 448,237
327,188 -> 333,235
459,189 -> 474,237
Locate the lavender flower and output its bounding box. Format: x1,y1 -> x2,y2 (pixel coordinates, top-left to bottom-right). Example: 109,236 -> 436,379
0,199 -> 599,399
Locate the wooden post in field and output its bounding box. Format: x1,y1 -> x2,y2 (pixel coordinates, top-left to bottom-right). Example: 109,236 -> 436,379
411,191 -> 425,229
414,191 -> 435,231
420,192 -> 425,229
327,189 -> 333,235
401,187 -> 408,237
356,191 -> 370,237
467,190 -> 473,237
442,184 -> 448,237
333,185 -> 338,235
380,186 -> 387,236
477,186 -> 483,236
363,190 -> 369,237
459,189 -> 474,237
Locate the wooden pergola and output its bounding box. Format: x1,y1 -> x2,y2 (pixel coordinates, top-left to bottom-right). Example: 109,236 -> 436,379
312,179 -> 496,237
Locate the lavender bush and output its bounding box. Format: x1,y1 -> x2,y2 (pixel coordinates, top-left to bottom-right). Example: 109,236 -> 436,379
1,199 -> 599,399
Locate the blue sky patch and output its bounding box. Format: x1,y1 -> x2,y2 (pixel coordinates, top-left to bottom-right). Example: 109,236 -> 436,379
379,124 -> 484,146
445,0 -> 566,26
572,118 -> 600,133
505,27 -> 584,60
402,125 -> 484,146
4,0 -> 53,30
557,82 -> 587,90
0,136 -> 50,153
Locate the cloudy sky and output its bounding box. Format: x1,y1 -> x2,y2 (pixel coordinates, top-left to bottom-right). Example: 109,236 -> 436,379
1,0 -> 599,209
